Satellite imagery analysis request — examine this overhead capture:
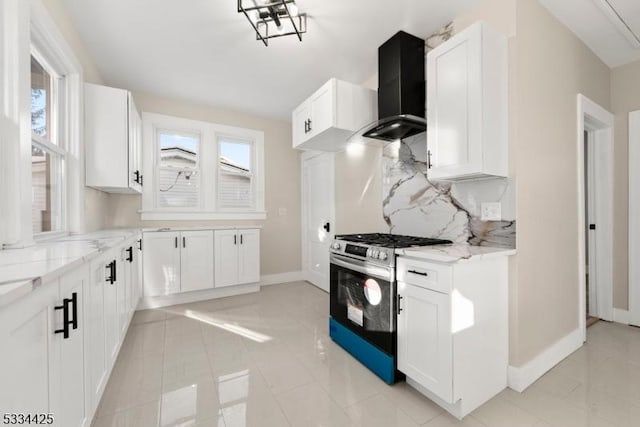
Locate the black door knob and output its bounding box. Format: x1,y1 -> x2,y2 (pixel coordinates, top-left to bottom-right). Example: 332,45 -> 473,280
323,222 -> 330,232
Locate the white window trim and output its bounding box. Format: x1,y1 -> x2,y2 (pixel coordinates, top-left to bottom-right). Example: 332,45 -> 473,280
141,112 -> 266,221
29,0 -> 84,240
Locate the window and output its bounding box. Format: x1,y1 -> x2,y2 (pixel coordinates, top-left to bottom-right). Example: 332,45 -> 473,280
218,138 -> 254,210
141,113 -> 265,220
30,53 -> 66,235
157,130 -> 200,209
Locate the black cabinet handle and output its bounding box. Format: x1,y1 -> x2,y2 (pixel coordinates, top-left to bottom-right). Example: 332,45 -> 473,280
126,246 -> 133,263
408,269 -> 428,277
323,222 -> 330,232
69,292 -> 78,330
138,239 -> 142,251
240,234 -> 243,245
304,119 -> 308,134
427,150 -> 433,169
113,260 -> 117,282
105,261 -> 115,284
234,234 -> 237,245
134,170 -> 141,184
183,236 -> 186,248
140,174 -> 143,186
308,118 -> 312,132
397,294 -> 403,315
54,298 -> 71,339
175,237 -> 178,248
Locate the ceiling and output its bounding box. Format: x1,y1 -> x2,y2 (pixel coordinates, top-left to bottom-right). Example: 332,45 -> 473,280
61,0 -> 476,120
539,0 -> 640,68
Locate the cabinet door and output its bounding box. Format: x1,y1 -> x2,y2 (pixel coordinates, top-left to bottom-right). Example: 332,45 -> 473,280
292,102 -> 311,148
427,25 -> 482,179
119,244 -> 132,338
0,283 -> 58,416
180,230 -> 214,292
237,229 -> 260,284
85,83 -> 129,189
397,281 -> 452,403
214,230 -> 239,288
143,231 -> 181,296
131,238 -> 142,310
128,94 -> 142,193
54,266 -> 89,427
104,254 -> 120,365
308,80 -> 334,138
85,256 -> 109,415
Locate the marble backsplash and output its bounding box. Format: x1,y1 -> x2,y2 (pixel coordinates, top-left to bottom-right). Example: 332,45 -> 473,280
382,135 -> 516,248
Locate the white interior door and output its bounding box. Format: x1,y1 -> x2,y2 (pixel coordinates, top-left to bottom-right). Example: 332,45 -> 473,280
302,152 -> 334,292
586,133 -> 598,317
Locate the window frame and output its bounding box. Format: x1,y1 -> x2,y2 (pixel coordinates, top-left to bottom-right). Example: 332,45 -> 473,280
28,1 -> 85,242
141,112 -> 266,221
30,50 -> 68,237
216,134 -> 256,211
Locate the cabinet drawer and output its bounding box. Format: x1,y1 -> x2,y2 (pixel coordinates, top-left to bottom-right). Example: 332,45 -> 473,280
397,258 -> 451,294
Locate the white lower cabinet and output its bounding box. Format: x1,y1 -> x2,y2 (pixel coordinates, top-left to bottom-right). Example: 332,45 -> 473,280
0,265 -> 89,427
0,234 -> 142,426
215,229 -> 260,287
396,255 -> 509,419
143,230 -> 214,296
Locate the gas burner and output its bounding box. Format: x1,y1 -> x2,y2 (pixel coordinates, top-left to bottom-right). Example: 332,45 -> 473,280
335,233 -> 451,248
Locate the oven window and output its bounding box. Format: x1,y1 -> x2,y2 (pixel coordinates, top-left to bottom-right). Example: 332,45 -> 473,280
331,265 -> 392,333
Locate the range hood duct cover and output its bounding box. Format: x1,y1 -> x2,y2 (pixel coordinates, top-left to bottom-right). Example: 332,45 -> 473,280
360,31 -> 426,142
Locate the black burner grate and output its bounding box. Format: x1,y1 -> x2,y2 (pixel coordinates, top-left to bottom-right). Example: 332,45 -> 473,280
336,233 -> 451,248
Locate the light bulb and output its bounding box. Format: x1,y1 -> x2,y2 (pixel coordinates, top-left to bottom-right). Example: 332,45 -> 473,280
288,4 -> 299,17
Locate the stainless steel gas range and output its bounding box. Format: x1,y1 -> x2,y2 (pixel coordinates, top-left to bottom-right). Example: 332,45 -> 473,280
328,233 -> 451,384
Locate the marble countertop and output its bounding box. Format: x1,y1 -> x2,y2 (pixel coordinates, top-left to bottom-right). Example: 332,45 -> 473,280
396,244 -> 516,263
0,229 -> 141,307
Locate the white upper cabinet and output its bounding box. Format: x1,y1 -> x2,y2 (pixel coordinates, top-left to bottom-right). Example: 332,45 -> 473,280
292,78 -> 376,151
427,22 -> 508,181
85,83 -> 143,193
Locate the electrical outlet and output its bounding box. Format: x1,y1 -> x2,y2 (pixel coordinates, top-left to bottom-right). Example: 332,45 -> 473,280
481,202 -> 502,221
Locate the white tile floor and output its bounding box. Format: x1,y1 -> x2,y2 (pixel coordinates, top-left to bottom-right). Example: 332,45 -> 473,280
92,281 -> 640,427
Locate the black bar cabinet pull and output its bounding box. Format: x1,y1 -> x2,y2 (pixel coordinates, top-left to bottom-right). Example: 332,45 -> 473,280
408,269 -> 428,277
397,294 -> 403,315
54,298 -> 71,339
106,261 -> 115,284
234,234 -> 237,245
134,170 -> 141,184
308,118 -> 312,132
126,246 -> 133,263
427,150 -> 433,169
138,239 -> 142,251
175,237 -> 178,248
112,260 -> 117,282
183,237 -> 186,248
240,234 -> 243,245
69,292 -> 78,330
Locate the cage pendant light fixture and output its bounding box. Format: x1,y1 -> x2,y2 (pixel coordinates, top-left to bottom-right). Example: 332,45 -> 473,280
238,0 -> 307,46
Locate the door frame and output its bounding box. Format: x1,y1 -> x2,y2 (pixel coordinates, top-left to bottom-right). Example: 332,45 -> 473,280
301,151 -> 335,291
577,94 -> 614,341
629,111 -> 640,326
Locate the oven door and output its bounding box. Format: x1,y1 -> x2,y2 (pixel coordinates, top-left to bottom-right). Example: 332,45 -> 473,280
329,253 -> 396,355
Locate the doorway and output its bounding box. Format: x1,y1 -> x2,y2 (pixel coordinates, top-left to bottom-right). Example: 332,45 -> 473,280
577,94 -> 614,341
301,152 -> 335,292
584,130 -> 598,327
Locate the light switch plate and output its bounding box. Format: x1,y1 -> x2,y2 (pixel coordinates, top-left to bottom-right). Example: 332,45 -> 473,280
481,202 -> 502,221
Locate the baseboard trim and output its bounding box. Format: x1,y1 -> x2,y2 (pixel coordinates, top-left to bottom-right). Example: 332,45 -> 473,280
508,327 -> 583,392
613,308 -> 630,325
260,271 -> 304,286
138,284 -> 260,310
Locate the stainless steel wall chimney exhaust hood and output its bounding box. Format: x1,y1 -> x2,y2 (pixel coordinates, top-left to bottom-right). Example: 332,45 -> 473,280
356,31 -> 426,142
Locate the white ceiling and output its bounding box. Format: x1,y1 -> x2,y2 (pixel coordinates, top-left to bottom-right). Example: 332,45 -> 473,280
539,0 -> 640,68
61,0 -> 476,120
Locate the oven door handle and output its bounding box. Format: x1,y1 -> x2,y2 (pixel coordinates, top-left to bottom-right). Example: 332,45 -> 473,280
330,254 -> 393,282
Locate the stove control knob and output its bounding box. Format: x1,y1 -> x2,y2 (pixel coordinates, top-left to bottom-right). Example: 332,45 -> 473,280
366,248 -> 373,257
372,249 -> 380,259
379,251 -> 388,260
331,242 -> 341,250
